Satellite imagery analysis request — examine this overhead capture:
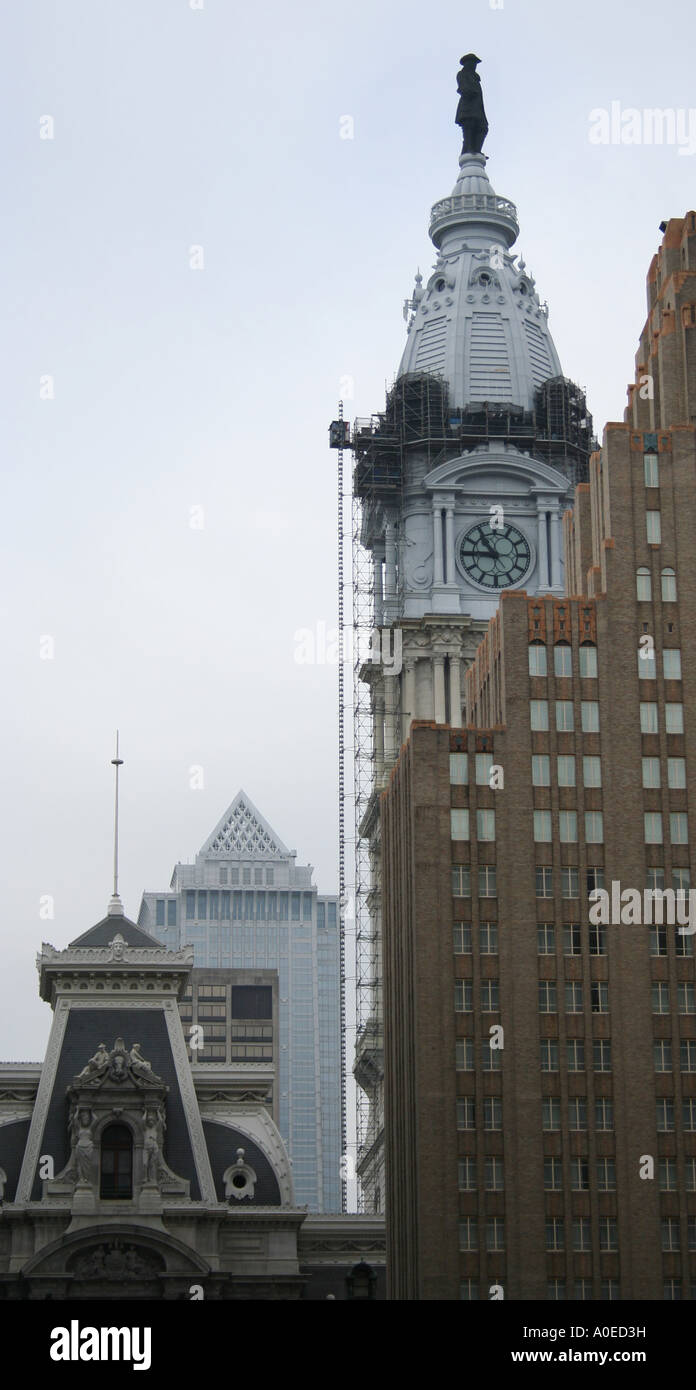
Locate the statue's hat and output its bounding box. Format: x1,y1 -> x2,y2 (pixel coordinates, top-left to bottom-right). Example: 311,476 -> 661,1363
460,53 -> 482,65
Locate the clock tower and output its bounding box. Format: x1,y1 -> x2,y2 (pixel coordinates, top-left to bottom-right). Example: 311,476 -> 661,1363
348,57 -> 595,1209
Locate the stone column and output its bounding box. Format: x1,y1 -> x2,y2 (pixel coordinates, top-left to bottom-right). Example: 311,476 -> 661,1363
403,659 -> 416,741
448,652 -> 462,728
433,655 -> 447,724
536,505 -> 549,591
433,503 -> 444,585
550,507 -> 561,590
445,506 -> 455,584
374,686 -> 385,783
384,676 -> 398,765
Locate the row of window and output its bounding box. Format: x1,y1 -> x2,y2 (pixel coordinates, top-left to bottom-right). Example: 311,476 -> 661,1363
535,867 -> 690,898
533,754 -> 602,787
638,648 -> 682,680
451,809 -> 496,841
534,810 -> 605,842
640,701 -> 684,733
462,1279 -> 622,1301
459,1217 -> 623,1253
531,699 -> 600,732
456,1096 -> 696,1133
185,890 -> 318,922
528,645 -> 598,678
540,1039 -> 612,1070
637,567 -> 677,601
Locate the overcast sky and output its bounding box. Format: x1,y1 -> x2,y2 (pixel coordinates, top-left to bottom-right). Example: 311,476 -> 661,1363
1,0 -> 695,1059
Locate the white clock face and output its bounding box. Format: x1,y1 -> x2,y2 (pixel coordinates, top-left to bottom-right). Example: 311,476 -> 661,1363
457,520 -> 532,591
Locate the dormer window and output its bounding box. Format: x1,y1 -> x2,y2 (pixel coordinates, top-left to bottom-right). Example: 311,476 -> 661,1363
100,1124 -> 133,1200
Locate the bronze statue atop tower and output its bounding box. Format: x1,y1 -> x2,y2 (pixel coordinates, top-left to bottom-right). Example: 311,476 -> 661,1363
455,53 -> 488,154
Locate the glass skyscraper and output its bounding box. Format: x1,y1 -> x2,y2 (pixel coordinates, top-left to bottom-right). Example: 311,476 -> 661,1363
138,791 -> 341,1212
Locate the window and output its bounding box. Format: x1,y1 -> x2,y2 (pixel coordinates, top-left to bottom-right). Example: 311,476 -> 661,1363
660,1159 -> 677,1191
575,1279 -> 593,1301
458,1157 -> 476,1190
536,866 -> 553,897
479,922 -> 498,954
650,926 -> 668,956
167,899 -> 177,926
459,1218 -> 478,1251
666,703 -> 684,734
542,1098 -> 561,1131
481,980 -> 499,1012
640,702 -> 658,734
556,700 -> 574,732
565,981 -> 583,1013
539,981 -> 557,1013
476,809 -> 496,841
544,1157 -> 562,1190
654,1041 -> 672,1072
546,1218 -> 564,1252
534,811 -> 552,842
569,1097 -> 587,1130
583,755 -> 601,787
678,983 -> 696,1015
155,899 -> 165,927
656,1099 -> 675,1131
636,567 -> 652,601
671,812 -> 688,844
599,1219 -> 618,1252
681,1041 -> 696,1072
186,890 -> 195,921
597,1158 -> 616,1191
591,981 -> 608,1013
644,452 -> 659,486
452,866 -> 471,897
456,1039 -> 474,1071
484,1097 -> 502,1131
573,1217 -> 592,1251
557,755 -> 576,787
567,1039 -> 585,1072
559,811 -> 578,843
482,1039 -> 501,1071
475,753 -> 494,786
531,700 -> 549,730
642,756 -> 661,788
581,701 -> 600,732
664,649 -> 682,680
100,1124 -> 133,1200
486,1217 -> 505,1252
662,1219 -> 680,1253
532,755 -> 550,786
453,923 -> 472,954
456,1098 -> 476,1130
561,867 -> 579,898
646,510 -> 661,544
579,645 -> 598,678
451,809 -> 469,840
528,644 -> 547,676
541,1039 -> 559,1071
644,812 -> 663,844
554,644 -> 572,677
537,924 -> 555,954
593,1039 -> 612,1072
601,1280 -> 620,1302
585,811 -> 604,843
587,866 -> 605,896
687,1160 -> 696,1192
668,757 -> 686,788
547,1279 -> 566,1301
661,567 -> 677,601
589,924 -> 606,955
450,752 -> 468,784
460,1279 -> 479,1301
479,865 -> 497,897
638,647 -> 656,679
454,981 -> 472,1012
596,1099 -> 614,1130
684,1100 -> 696,1131
485,1157 -> 504,1191
647,867 -> 665,892
652,982 -> 670,1013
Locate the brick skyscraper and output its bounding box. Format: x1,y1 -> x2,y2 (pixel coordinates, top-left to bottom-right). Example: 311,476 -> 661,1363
382,212 -> 696,1300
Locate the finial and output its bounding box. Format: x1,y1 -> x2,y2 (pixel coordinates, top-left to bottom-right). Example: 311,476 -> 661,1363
455,53 -> 489,154
107,731 -> 124,916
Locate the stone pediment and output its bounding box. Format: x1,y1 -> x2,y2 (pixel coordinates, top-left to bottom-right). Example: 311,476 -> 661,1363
423,447 -> 571,497
71,1038 -> 167,1092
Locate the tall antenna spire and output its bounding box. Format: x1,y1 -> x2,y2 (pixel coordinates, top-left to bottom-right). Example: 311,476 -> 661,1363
107,731 -> 125,916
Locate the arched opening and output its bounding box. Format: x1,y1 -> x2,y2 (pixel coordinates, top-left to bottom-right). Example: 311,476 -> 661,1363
100,1124 -> 133,1199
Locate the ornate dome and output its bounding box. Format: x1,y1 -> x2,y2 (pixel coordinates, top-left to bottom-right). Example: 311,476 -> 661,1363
398,151 -> 562,413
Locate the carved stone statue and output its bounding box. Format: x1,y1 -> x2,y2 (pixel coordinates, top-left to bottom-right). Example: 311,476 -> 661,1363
71,1108 -> 96,1184
129,1043 -> 163,1086
74,1043 -> 110,1084
142,1106 -> 163,1184
455,53 -> 489,154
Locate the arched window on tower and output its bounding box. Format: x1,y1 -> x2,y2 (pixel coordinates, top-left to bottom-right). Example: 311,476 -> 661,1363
636,567 -> 652,602
100,1123 -> 133,1199
661,568 -> 677,602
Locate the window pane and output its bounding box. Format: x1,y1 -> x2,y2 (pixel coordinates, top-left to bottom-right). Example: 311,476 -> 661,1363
666,704 -> 684,734
644,453 -> 659,487
582,756 -> 601,787
556,701 -> 574,732
646,510 -> 661,544
531,700 -> 549,730
642,756 -> 660,788
451,809 -> 469,840
557,755 -> 575,787
450,753 -> 468,784
668,757 -> 686,789
579,646 -> 597,678
534,811 -> 552,842
529,644 -> 547,676
532,755 -> 550,786
640,702 -> 658,734
581,701 -> 599,732
636,568 -> 652,601
661,568 -> 677,601
663,649 -> 682,680
554,645 -> 572,677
